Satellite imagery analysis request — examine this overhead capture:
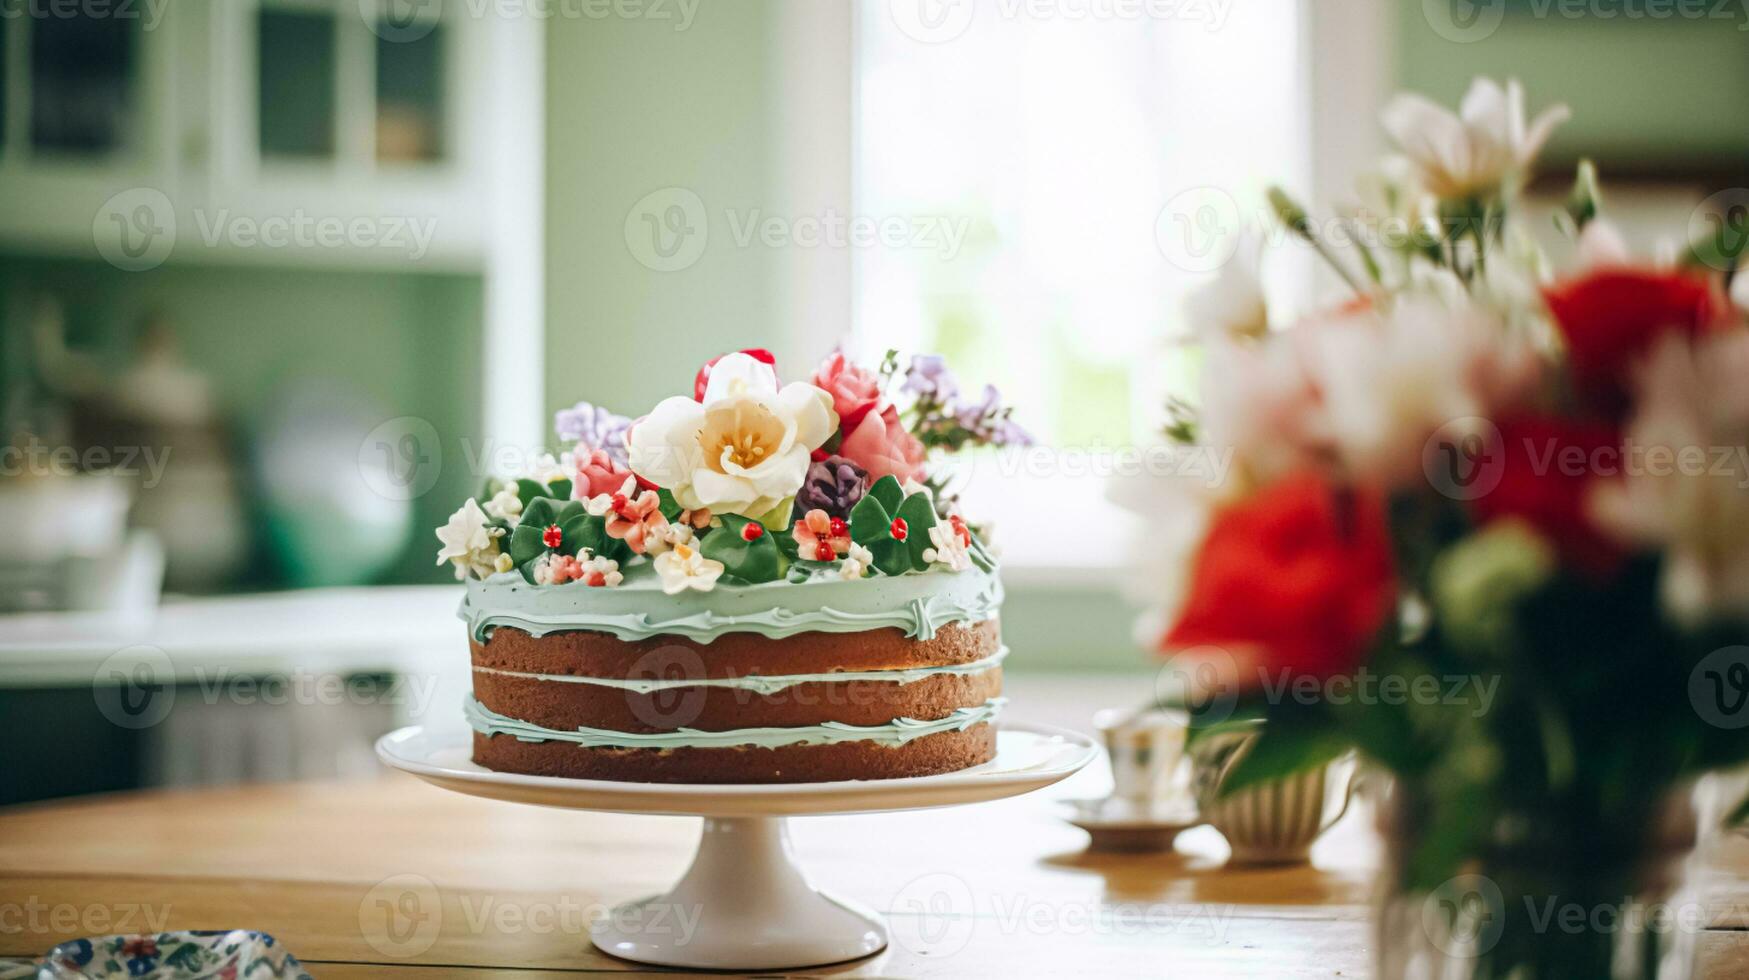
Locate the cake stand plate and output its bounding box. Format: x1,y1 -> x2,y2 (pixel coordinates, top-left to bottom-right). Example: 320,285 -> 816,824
376,724 -> 1095,970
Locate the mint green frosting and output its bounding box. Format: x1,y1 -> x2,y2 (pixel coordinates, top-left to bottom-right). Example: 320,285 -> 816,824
472,646 -> 1008,695
459,560 -> 1002,644
465,694 -> 1006,750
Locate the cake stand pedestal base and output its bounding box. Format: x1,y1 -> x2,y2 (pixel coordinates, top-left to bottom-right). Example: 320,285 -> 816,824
591,815 -> 885,970
376,724 -> 1098,971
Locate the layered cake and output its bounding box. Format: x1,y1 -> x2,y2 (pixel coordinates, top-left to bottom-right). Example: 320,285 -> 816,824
435,348 -> 1029,783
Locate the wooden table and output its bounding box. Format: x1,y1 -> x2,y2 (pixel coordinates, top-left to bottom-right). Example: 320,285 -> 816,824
0,766 -> 1389,978
4,751 -> 1748,976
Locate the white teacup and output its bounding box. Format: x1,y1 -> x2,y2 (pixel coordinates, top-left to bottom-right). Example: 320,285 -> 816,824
1093,706 -> 1189,812
1189,730 -> 1356,866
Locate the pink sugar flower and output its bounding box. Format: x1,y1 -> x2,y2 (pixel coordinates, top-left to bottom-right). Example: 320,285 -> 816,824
792,508 -> 851,563
605,487 -> 668,554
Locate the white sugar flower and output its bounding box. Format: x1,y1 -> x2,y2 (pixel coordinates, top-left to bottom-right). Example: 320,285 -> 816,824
584,476 -> 640,517
435,499 -> 505,581
519,451 -> 572,487
483,487 -> 523,523
654,542 -> 725,594
628,353 -> 837,519
839,542 -> 875,580
644,520 -> 694,557
1381,77 -> 1569,201
580,553 -> 624,588
921,523 -> 973,572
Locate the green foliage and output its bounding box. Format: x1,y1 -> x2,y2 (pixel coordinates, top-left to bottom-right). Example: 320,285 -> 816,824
509,496 -> 625,582
850,476 -> 938,576
655,489 -> 684,522
1213,705 -> 1350,800
700,514 -> 785,584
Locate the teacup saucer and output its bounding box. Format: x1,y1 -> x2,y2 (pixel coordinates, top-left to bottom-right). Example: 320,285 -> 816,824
1062,795 -> 1202,853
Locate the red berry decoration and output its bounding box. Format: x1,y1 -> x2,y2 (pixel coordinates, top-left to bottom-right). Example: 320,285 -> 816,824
542,524 -> 563,549
741,521 -> 766,541
828,517 -> 849,538
814,542 -> 836,562
890,517 -> 909,542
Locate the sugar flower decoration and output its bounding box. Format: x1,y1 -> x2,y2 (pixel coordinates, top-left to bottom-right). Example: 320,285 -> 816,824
483,487 -> 523,523
628,352 -> 837,519
645,521 -> 695,556
573,448 -> 633,500
532,553 -> 583,586
921,515 -> 974,572
604,485 -> 667,555
579,553 -> 624,587
792,508 -> 851,562
654,542 -> 725,594
903,354 -> 959,403
435,499 -> 505,581
555,401 -> 632,465
519,452 -> 572,487
839,542 -> 874,580
795,454 -> 868,519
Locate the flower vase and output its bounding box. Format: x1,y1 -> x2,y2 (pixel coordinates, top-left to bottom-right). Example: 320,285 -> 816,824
1372,777 -> 1701,980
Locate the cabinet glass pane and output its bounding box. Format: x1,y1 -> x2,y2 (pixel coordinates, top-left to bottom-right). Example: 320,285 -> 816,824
258,9 -> 336,159
31,12 -> 136,155
375,27 -> 444,163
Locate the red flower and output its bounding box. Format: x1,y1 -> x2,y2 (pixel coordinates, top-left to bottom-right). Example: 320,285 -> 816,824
1542,268 -> 1726,419
810,350 -> 882,430
1471,414 -> 1625,576
694,348 -> 778,401
1165,472 -> 1396,684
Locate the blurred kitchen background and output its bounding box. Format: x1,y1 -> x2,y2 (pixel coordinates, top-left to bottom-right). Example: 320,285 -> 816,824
4,0 -> 1747,805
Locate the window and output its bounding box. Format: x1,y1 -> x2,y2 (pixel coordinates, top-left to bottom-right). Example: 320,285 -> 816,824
854,0 -> 1310,572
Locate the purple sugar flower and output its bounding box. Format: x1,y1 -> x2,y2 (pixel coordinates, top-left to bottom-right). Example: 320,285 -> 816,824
795,454 -> 869,520
554,401 -> 632,465
902,354 -> 959,404
956,384 -> 1034,447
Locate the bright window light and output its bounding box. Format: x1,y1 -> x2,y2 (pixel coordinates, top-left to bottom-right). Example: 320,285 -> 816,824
854,0 -> 1310,575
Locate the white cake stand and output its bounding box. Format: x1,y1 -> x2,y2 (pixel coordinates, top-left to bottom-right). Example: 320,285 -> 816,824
376,723 -> 1096,971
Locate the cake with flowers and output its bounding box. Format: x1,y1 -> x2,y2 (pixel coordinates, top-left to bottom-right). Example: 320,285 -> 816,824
435,348 -> 1028,783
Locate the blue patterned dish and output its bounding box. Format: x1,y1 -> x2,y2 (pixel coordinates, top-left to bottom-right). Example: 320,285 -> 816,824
16,931 -> 310,980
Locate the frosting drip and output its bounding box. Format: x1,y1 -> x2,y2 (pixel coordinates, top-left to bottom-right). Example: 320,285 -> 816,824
465,695 -> 1006,750
459,561 -> 1002,644
473,646 -> 1009,695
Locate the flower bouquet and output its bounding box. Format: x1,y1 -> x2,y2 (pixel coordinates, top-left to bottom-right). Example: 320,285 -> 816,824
1131,78 -> 1749,979
436,347 -> 1027,590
